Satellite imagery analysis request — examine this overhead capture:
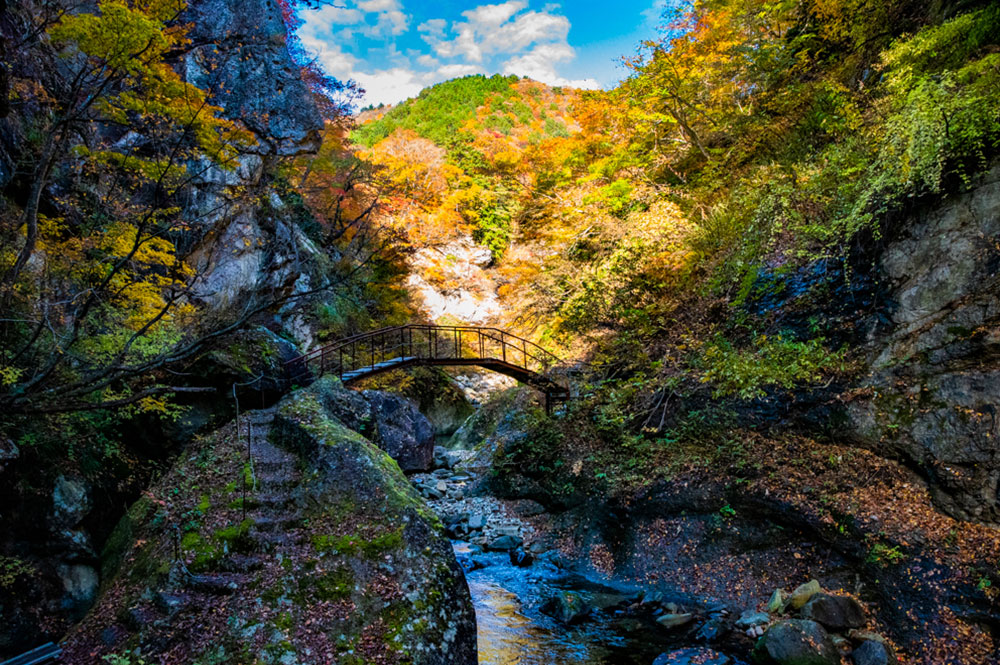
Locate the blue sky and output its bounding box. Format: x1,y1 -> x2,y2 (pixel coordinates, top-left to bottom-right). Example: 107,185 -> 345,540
295,1 -> 673,106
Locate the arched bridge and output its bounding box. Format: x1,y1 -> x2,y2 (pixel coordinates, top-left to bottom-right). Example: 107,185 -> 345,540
288,324 -> 570,410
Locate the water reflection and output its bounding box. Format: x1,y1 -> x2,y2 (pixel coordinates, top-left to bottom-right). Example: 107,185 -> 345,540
473,579 -> 594,665
459,543 -> 675,665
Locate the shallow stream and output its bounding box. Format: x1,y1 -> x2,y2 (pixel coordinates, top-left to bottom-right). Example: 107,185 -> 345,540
458,543 -> 681,664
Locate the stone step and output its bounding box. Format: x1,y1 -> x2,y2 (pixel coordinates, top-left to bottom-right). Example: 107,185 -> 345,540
186,572 -> 243,595
216,554 -> 265,573
254,492 -> 295,509
255,470 -> 297,487
252,530 -> 302,550
254,460 -> 293,474
252,513 -> 302,531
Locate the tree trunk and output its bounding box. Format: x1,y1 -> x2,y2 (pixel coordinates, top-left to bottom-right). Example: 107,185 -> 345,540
2,133 -> 59,292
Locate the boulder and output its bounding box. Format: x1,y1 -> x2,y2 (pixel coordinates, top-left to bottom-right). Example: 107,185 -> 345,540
785,579 -> 823,611
541,591 -> 591,624
657,613 -> 694,629
313,380 -> 436,472
767,588 -> 785,612
51,476 -> 91,529
365,390 -> 436,472
486,535 -> 522,551
313,377 -> 371,433
736,610 -> 770,629
754,619 -> 839,665
508,548 -> 534,567
653,648 -> 731,665
57,564 -> 99,619
695,616 -> 729,642
852,640 -> 891,665
801,593 -> 866,630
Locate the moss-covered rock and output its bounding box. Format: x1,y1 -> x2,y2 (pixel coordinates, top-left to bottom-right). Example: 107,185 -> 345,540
62,378 -> 476,664
307,376 -> 436,472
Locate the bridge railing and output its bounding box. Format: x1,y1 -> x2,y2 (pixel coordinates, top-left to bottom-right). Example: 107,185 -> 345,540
290,324 -> 562,384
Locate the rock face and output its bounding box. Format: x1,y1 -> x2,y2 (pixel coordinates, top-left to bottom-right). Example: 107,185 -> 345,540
407,235 -> 501,324
198,326 -> 306,400
183,0 -> 322,156
843,164 -> 1000,524
62,378 -> 477,664
176,0 -> 326,329
365,390 -> 436,472
401,368 -> 476,437
0,0 -> 330,654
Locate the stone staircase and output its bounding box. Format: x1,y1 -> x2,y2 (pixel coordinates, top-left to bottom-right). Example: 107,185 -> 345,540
163,408 -> 305,601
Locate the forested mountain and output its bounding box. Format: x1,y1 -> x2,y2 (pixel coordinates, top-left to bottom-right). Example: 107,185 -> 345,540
2,0 -> 999,664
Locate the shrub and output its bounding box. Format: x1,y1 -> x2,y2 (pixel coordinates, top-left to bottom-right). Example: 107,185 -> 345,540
699,334 -> 847,399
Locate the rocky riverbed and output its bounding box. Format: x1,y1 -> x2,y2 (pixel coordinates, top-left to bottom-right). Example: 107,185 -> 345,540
410,446 -> 898,665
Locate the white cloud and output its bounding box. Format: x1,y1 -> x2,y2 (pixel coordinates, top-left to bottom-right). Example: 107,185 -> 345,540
462,1 -> 526,28
417,18 -> 447,37
437,63 -> 484,78
502,44 -> 600,89
302,4 -> 364,28
416,54 -> 439,68
420,3 -> 571,64
297,1 -> 604,106
354,68 -> 430,106
301,0 -> 410,40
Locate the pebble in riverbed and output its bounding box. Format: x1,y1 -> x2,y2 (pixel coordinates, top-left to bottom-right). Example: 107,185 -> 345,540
410,450 -> 544,558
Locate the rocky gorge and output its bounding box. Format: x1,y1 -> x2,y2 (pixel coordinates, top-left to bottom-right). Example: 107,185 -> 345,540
2,0 -> 1000,663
